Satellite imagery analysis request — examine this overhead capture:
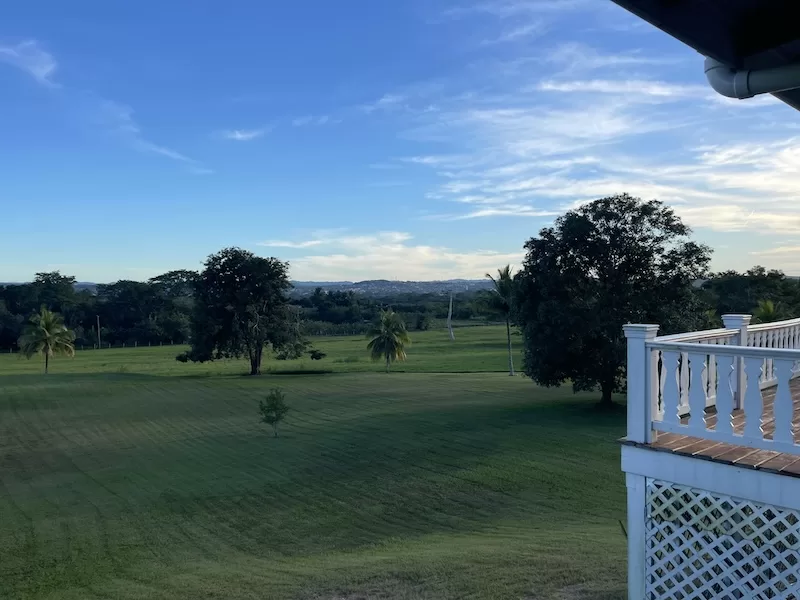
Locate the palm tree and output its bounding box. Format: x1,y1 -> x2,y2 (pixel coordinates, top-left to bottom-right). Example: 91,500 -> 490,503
366,309 -> 411,372
753,299 -> 781,324
18,307 -> 76,374
486,265 -> 515,376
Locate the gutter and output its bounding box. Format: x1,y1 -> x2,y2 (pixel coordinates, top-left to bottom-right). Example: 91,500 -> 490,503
704,56 -> 800,99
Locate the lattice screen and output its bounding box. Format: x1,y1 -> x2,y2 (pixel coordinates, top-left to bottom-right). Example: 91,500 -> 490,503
646,480 -> 800,599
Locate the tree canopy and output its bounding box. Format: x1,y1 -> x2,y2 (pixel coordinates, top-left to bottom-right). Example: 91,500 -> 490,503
515,194 -> 712,406
182,247 -> 294,375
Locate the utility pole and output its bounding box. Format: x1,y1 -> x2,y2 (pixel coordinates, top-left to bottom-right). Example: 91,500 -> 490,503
96,315 -> 101,349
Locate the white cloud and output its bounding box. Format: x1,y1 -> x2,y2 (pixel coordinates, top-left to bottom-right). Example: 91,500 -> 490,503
0,40 -> 57,86
220,127 -> 268,141
259,239 -> 326,249
263,230 -> 522,280
537,79 -> 708,99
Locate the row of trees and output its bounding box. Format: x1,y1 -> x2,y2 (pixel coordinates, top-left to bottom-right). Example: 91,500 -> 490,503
0,275 -> 499,352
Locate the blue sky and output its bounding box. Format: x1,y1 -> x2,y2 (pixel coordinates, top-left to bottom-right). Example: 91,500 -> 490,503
2,0 -> 799,282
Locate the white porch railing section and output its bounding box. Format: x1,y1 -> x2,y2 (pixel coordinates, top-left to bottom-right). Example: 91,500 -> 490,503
625,315 -> 800,455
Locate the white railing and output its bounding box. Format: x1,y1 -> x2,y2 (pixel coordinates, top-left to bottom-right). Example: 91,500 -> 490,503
625,315 -> 800,455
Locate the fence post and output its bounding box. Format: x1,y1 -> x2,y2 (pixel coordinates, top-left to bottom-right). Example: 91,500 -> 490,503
722,314 -> 751,409
623,324 -> 659,444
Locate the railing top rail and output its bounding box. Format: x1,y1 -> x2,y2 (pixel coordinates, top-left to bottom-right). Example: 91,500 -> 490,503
654,328 -> 737,343
749,317 -> 800,332
647,339 -> 800,359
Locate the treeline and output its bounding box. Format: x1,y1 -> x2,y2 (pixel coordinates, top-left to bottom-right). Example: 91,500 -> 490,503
1,264 -> 798,352
699,266 -> 800,323
0,270 -> 198,350
0,271 -> 495,350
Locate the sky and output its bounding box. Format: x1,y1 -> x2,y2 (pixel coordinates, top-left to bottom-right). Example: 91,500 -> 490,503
1,0 -> 800,283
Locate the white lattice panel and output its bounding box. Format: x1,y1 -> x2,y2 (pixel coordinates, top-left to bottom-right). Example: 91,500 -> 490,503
646,480 -> 800,599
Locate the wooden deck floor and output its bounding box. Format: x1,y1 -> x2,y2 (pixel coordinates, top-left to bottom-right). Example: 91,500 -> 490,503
624,379 -> 800,477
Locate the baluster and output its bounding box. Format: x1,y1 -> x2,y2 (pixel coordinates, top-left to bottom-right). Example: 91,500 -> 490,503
773,359 -> 795,445
662,351 -> 680,426
650,349 -> 660,421
715,355 -> 734,437
743,357 -> 764,440
688,353 -> 707,433
659,352 -> 666,417
768,330 -> 776,382
707,343 -> 718,403
700,342 -> 710,401
679,352 -> 689,412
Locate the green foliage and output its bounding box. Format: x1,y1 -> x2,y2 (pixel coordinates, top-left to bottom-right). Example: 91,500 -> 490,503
516,194 -> 712,405
184,247 -> 293,375
18,307 -> 76,374
366,309 -> 411,372
753,299 -> 785,324
259,388 -> 290,437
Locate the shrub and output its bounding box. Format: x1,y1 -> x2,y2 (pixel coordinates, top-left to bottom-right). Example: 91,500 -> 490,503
259,389 -> 289,438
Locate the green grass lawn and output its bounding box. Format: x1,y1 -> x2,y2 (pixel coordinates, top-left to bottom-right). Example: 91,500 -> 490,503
0,328 -> 627,599
0,326 -> 522,377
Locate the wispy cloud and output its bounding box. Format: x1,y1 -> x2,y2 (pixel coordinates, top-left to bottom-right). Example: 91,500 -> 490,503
292,115 -> 334,126
220,127 -> 269,141
545,42 -> 682,72
1,40 -> 207,173
360,94 -> 407,113
0,40 -> 58,86
99,99 -> 206,169
260,230 -> 521,280
445,0 -> 587,19
537,79 -> 708,99
481,21 -> 547,45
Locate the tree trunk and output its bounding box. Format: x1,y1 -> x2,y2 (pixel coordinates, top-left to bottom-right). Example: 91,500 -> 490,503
273,424 -> 278,438
506,318 -> 515,376
249,346 -> 262,376
44,353 -> 49,375
600,380 -> 614,407
385,355 -> 390,373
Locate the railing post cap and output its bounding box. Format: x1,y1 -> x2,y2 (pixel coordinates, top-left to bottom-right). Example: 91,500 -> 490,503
722,314 -> 752,326
623,324 -> 660,338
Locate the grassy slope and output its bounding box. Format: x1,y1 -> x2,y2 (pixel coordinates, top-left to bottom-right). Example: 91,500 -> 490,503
0,328 -> 626,600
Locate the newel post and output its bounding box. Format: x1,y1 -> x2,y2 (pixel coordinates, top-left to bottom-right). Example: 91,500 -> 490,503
623,324 -> 660,444
722,314 -> 751,409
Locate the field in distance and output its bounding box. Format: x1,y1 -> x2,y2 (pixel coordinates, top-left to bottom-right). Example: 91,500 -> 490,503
0,326 -> 627,599
0,325 -> 523,377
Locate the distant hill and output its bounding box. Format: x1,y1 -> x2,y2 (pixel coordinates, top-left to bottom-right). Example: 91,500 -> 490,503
291,279 -> 493,297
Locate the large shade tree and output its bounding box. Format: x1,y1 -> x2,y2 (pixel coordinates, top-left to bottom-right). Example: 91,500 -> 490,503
18,307 -> 76,374
516,194 -> 712,406
181,247 -> 293,375
486,265 -> 516,376
367,309 -> 411,372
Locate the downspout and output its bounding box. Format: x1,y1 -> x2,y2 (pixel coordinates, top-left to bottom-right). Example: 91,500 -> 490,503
704,56 -> 800,99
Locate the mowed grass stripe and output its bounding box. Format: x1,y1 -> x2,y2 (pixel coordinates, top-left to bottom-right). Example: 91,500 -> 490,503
0,331 -> 626,599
